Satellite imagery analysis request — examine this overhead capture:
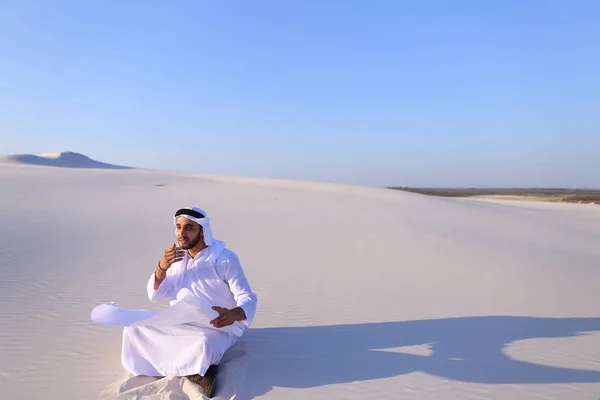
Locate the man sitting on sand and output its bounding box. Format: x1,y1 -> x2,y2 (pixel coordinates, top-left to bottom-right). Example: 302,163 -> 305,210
120,206 -> 258,398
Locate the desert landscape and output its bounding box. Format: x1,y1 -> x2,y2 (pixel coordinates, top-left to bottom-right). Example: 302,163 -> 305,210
1,153 -> 599,400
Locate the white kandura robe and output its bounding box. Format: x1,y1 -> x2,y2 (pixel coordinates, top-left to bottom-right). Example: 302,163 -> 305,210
121,241 -> 257,377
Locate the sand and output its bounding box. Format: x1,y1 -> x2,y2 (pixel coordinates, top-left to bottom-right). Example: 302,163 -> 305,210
1,161 -> 600,400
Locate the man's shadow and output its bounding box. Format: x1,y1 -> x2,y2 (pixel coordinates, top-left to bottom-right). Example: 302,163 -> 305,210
218,316 -> 600,399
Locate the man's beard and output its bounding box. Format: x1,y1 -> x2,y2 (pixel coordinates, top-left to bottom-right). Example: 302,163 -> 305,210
181,231 -> 202,249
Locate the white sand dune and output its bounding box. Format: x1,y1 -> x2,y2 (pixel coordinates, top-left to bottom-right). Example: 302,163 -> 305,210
1,163 -> 600,400
0,151 -> 133,169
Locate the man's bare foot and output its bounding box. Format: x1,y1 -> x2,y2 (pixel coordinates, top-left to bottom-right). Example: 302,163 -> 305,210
186,365 -> 218,398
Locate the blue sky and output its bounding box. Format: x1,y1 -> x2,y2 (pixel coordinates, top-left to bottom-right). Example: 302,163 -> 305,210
1,0 -> 599,188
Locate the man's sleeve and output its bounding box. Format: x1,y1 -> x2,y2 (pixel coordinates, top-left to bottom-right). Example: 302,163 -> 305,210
146,271 -> 173,302
221,252 -> 258,326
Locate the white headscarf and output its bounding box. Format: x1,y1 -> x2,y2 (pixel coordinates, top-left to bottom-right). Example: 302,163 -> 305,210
172,206 -> 227,274
172,206 -> 215,246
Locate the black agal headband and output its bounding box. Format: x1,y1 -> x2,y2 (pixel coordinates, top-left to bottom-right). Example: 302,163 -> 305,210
174,208 -> 205,220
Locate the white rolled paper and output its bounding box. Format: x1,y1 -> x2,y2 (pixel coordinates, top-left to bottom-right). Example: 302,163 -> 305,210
90,288 -> 244,337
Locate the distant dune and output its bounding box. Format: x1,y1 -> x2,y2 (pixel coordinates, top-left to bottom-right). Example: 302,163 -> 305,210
0,151 -> 133,169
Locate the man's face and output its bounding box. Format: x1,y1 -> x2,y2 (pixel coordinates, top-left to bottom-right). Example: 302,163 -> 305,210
175,216 -> 203,250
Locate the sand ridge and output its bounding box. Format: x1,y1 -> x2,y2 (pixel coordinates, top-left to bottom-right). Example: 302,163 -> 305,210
0,151 -> 133,169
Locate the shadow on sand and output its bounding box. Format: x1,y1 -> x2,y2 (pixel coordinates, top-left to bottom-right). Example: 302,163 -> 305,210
219,316 -> 600,399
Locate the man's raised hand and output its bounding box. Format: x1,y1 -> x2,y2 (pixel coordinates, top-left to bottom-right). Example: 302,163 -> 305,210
159,244 -> 185,270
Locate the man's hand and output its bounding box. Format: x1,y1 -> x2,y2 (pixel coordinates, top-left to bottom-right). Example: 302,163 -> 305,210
210,306 -> 246,328
153,244 -> 185,290
159,244 -> 185,271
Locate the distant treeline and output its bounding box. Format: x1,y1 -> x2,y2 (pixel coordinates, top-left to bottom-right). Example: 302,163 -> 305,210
387,187 -> 600,202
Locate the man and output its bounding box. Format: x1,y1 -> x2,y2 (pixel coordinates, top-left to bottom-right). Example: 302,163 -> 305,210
121,206 -> 258,398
